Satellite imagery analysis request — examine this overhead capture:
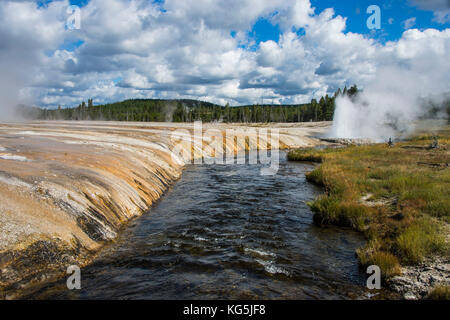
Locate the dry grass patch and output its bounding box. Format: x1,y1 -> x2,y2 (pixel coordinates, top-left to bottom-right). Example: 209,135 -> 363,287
427,285 -> 450,300
357,248 -> 401,279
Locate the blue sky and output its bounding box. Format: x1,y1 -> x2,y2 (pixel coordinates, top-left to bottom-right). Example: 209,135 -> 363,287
3,0 -> 449,108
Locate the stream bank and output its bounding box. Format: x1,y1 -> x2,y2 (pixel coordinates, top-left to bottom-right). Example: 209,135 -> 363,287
0,121 -> 331,298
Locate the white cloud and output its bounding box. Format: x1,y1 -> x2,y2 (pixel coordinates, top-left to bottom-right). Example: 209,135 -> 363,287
403,17 -> 417,29
409,0 -> 450,23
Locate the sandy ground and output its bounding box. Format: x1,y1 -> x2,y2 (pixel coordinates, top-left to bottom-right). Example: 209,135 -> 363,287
0,121 -> 331,295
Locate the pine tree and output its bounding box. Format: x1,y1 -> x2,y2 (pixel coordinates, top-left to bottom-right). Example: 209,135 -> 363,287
348,85 -> 359,98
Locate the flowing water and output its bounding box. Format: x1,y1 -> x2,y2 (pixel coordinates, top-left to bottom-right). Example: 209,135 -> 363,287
28,151 -> 373,300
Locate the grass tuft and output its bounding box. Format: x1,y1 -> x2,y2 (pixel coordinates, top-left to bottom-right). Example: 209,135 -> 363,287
427,285 -> 450,300
357,243 -> 401,278
395,218 -> 446,264
309,197 -> 370,231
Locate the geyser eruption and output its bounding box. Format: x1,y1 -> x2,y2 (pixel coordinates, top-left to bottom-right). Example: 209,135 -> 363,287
330,67 -> 449,142
331,69 -> 417,141
330,32 -> 450,142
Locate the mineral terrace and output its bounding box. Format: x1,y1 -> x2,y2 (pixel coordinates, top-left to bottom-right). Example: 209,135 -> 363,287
0,121 -> 331,297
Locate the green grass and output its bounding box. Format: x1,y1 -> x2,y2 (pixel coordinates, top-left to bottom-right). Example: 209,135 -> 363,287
395,218 -> 446,264
287,147 -> 345,163
305,168 -> 325,186
289,127 -> 450,276
309,196 -> 370,231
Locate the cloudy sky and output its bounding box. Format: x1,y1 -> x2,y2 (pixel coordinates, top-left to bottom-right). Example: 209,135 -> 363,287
1,0 -> 449,108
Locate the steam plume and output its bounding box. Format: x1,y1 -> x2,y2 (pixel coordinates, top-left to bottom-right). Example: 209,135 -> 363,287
330,54 -> 450,141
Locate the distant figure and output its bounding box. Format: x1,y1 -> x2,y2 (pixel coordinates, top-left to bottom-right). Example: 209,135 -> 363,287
430,136 -> 439,149
388,137 -> 394,147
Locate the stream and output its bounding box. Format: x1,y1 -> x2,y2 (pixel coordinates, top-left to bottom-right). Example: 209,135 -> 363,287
28,151 -> 373,300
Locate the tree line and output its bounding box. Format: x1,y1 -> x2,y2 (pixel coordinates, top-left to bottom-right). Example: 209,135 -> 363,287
37,86 -> 360,123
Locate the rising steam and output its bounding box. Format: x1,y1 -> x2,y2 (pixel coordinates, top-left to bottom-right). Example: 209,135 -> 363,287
330,46 -> 450,142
